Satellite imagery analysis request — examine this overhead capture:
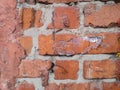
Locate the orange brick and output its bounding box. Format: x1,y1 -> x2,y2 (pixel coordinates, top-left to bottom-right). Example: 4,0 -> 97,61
103,82 -> 120,90
38,35 -> 54,55
45,83 -> 89,90
87,32 -> 120,54
59,83 -> 89,90
22,8 -> 35,29
45,83 -> 60,90
83,60 -> 116,79
84,4 -> 120,27
54,60 -> 79,79
19,60 -> 52,77
16,82 -> 35,90
19,36 -> 33,54
38,32 -> 120,55
34,10 -> 43,27
48,7 -> 80,29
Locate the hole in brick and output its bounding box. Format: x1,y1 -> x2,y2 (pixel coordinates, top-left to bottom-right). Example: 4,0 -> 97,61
49,62 -> 55,73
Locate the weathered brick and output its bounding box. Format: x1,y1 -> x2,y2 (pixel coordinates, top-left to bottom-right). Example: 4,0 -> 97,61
54,60 -> 79,79
83,4 -> 96,16
34,10 -> 43,27
22,8 -> 34,29
38,32 -> 120,55
45,83 -> 89,90
59,83 -> 89,90
38,35 -> 54,55
19,36 -> 33,54
36,0 -> 92,3
19,60 -> 52,77
84,4 -> 120,27
48,7 -> 80,29
115,60 -> 120,79
45,83 -> 60,90
0,43 -> 25,90
103,82 -> 120,90
16,82 -> 35,90
83,60 -> 116,79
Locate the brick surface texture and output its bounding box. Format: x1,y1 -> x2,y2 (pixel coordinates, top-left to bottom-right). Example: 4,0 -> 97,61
1,0 -> 120,90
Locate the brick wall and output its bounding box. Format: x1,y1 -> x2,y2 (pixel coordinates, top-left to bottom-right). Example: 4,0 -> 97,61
0,0 -> 120,90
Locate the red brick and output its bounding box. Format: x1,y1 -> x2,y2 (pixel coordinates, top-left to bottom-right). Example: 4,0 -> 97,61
54,60 -> 79,79
60,83 -> 89,90
19,60 -> 52,77
19,36 -> 33,54
38,32 -> 120,55
38,35 -> 54,55
83,4 -> 96,16
22,8 -> 35,30
83,60 -> 116,79
118,18 -> 120,26
48,7 -> 80,29
115,60 -> 120,79
103,82 -> 120,90
0,43 -> 25,90
89,82 -> 103,90
45,83 -> 89,90
16,82 -> 35,90
37,0 -> 92,3
34,10 -> 43,27
84,4 -> 120,27
45,83 -> 60,90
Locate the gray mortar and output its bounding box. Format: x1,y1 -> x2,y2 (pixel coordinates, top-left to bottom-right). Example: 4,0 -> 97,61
17,1 -> 119,90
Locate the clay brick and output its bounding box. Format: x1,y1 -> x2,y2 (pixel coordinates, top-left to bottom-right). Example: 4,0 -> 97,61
34,10 -> 43,27
83,4 -> 96,16
19,60 -> 52,77
60,83 -> 89,90
45,83 -> 89,90
22,8 -> 35,29
115,60 -> 120,79
19,36 -> 33,54
16,82 -> 35,90
48,7 -> 80,29
84,4 -> 120,27
54,60 -> 79,79
83,60 -> 116,79
38,35 -> 54,55
45,83 -> 60,90
38,32 -> 120,55
90,81 -> 104,90
103,82 -> 120,90
36,0 -> 92,3
118,18 -> 120,26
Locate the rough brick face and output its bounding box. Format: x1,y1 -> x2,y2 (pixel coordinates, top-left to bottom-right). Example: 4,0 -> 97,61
48,7 -> 80,29
45,83 -> 89,90
38,32 -> 120,55
83,60 -> 116,79
103,82 -> 120,90
19,60 -> 52,77
19,36 -> 33,54
22,8 -> 35,29
16,82 -> 35,90
54,60 -> 79,79
38,35 -> 54,55
84,4 -> 120,27
34,10 -> 43,27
